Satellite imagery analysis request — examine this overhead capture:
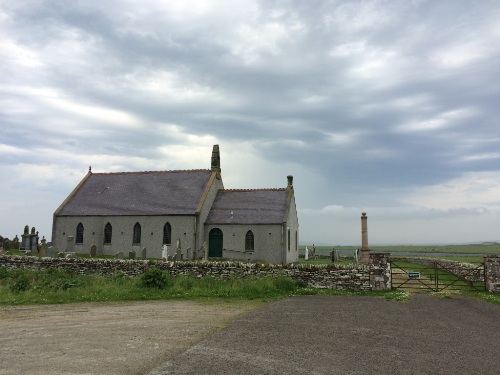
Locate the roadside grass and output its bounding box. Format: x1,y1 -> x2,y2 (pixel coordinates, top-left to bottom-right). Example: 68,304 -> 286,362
1,266 -> 497,306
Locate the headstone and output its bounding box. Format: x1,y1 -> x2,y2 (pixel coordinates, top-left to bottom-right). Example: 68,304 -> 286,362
355,249 -> 360,264
39,239 -> 48,257
202,241 -> 208,262
12,235 -> 19,250
162,245 -> 169,261
305,247 -> 309,260
57,252 -> 65,258
175,248 -> 182,261
66,236 -> 75,253
141,247 -> 147,260
48,246 -> 58,258
116,252 -> 124,259
129,251 -> 136,260
90,244 -> 97,257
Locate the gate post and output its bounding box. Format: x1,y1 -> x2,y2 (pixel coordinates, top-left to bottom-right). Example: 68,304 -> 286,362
369,252 -> 391,290
484,256 -> 500,293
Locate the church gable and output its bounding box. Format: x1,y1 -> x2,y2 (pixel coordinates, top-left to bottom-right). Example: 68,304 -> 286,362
57,169 -> 213,216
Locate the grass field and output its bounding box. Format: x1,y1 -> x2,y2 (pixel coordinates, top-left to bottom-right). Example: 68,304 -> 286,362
299,244 -> 500,255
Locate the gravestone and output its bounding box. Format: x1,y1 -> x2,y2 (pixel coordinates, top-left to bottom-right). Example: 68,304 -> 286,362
57,252 -> 65,258
305,247 -> 309,261
12,235 -> 20,250
141,247 -> 147,260
161,245 -> 169,261
90,244 -> 97,257
116,252 -> 124,259
355,249 -> 360,264
48,246 -> 58,258
129,251 -> 136,260
202,241 -> 208,262
66,236 -> 75,253
39,239 -> 48,257
175,249 -> 182,261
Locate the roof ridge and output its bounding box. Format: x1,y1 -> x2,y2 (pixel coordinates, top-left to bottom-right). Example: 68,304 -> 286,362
92,169 -> 210,175
222,188 -> 286,192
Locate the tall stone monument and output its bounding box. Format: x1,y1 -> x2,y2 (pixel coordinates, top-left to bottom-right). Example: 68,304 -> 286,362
359,212 -> 370,264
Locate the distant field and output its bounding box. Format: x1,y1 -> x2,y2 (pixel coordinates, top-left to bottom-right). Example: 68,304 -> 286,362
299,244 -> 500,255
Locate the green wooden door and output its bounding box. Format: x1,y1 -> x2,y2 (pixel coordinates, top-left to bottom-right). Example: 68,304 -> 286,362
209,228 -> 223,257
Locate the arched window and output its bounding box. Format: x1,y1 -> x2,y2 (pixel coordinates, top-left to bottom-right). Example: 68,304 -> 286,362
133,222 -> 141,245
245,230 -> 254,251
104,222 -> 112,244
287,229 -> 290,251
76,223 -> 84,244
163,222 -> 172,245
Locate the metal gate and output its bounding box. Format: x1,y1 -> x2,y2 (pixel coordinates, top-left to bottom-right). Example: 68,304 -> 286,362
391,260 -> 485,292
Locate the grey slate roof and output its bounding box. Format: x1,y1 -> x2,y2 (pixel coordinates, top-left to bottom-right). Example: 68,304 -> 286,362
205,189 -> 289,225
57,170 -> 212,216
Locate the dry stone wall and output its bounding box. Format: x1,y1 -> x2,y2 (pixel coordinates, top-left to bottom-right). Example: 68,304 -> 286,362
0,254 -> 389,291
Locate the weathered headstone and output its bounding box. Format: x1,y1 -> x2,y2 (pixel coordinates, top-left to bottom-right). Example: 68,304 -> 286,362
66,236 -> 75,253
90,244 -> 97,257
12,235 -> 20,250
161,245 -> 169,261
48,246 -> 58,258
141,247 -> 147,260
175,249 -> 182,261
305,247 -> 309,261
202,241 -> 208,262
116,251 -> 124,259
39,239 -> 48,257
129,251 -> 136,260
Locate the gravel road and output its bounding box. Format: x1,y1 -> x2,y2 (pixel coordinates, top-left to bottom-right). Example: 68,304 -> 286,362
0,300 -> 262,375
149,294 -> 500,375
1,295 -> 498,375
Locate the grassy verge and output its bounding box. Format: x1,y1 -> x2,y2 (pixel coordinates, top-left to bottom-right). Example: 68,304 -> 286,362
1,267 -> 497,306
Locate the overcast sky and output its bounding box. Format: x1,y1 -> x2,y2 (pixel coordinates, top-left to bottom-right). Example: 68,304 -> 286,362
1,0 -> 500,246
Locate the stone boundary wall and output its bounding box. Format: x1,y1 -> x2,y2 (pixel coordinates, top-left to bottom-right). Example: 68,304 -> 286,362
0,255 -> 390,291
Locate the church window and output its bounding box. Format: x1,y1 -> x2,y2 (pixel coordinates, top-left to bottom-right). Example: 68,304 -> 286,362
245,230 -> 254,251
287,229 -> 290,251
104,223 -> 112,244
163,222 -> 172,245
76,223 -> 84,244
133,223 -> 141,245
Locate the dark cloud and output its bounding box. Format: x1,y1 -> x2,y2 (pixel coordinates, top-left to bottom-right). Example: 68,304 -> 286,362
1,0 -> 500,244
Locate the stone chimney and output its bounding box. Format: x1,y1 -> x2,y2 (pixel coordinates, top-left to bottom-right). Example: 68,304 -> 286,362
211,145 -> 221,173
287,175 -> 293,189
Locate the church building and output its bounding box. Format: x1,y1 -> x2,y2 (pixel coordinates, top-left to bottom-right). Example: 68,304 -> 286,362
51,145 -> 299,264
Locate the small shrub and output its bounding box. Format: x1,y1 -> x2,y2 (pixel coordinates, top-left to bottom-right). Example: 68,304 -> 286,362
10,274 -> 31,293
141,269 -> 171,289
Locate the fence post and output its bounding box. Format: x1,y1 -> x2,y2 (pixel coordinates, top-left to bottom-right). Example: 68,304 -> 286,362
369,252 -> 391,290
